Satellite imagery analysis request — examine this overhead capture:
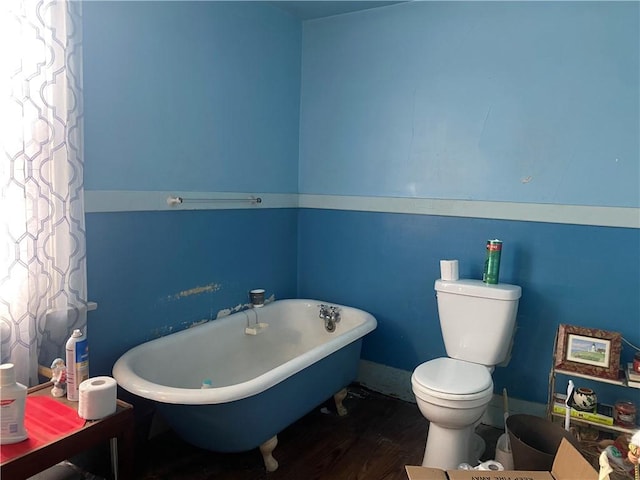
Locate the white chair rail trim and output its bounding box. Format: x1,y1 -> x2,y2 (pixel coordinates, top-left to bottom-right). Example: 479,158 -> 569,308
85,190 -> 639,229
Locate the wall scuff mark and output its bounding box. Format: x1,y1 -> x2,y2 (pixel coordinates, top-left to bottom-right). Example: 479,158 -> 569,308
216,304 -> 249,319
150,293 -> 277,340
150,325 -> 174,339
186,319 -> 208,329
215,294 -> 276,319
165,283 -> 221,302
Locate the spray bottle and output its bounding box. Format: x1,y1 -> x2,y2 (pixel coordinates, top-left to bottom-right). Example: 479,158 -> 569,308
66,329 -> 89,401
0,363 -> 28,444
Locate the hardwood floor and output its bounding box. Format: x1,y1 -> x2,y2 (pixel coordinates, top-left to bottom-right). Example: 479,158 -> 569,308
130,385 -> 502,480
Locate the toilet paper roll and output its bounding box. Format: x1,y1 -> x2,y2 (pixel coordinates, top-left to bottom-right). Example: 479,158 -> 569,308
78,376 -> 117,420
476,460 -> 504,471
440,259 -> 459,281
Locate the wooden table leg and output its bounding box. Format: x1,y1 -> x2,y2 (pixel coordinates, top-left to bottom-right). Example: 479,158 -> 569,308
110,438 -> 119,480
116,417 -> 135,480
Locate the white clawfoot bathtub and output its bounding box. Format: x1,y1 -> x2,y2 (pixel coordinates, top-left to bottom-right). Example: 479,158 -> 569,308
112,299 -> 377,471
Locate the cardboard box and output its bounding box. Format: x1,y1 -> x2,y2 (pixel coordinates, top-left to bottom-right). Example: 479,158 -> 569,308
405,438 -> 598,480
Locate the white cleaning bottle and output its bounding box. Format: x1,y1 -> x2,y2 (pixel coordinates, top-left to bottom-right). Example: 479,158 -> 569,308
0,363 -> 28,444
66,329 -> 89,401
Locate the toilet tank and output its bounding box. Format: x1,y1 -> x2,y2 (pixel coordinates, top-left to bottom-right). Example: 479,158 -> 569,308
435,279 -> 521,366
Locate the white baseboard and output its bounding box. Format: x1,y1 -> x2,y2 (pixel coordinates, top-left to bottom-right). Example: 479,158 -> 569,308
357,359 -> 546,428
483,393 -> 547,429
357,359 -> 415,402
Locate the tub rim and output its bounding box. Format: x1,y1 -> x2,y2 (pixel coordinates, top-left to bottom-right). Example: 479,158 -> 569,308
112,299 -> 377,405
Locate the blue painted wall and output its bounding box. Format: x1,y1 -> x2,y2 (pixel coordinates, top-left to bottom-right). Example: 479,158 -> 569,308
82,1 -> 302,377
82,1 -> 639,409
84,1 -> 301,193
86,209 -> 298,377
300,1 -> 639,207
298,2 -> 640,403
297,210 -> 640,405
296,2 -> 640,406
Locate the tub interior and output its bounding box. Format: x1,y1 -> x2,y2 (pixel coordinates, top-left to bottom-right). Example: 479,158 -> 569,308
128,300 -> 369,389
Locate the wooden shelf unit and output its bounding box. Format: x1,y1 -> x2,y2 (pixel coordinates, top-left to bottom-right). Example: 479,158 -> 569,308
547,331 -> 640,438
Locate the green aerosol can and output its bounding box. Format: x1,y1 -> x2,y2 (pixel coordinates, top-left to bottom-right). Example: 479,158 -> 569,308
483,239 -> 502,284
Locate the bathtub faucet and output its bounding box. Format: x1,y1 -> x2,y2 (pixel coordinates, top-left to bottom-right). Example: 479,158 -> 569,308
319,304 -> 340,332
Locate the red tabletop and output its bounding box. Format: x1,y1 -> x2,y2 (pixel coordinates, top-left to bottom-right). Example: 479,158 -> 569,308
0,396 -> 85,462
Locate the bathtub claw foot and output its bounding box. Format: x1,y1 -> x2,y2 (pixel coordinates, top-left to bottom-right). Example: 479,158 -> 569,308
259,435 -> 279,472
334,388 -> 348,416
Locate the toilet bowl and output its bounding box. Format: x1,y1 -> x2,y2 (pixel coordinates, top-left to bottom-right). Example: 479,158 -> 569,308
412,357 -> 494,469
412,277 -> 521,470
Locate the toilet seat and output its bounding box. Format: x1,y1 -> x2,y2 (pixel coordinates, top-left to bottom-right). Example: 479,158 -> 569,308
412,357 -> 493,401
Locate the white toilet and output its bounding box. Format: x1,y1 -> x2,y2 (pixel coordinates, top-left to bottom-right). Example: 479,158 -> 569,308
411,278 -> 521,470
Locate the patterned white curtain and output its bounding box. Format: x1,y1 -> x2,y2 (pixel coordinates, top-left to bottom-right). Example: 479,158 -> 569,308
0,0 -> 87,386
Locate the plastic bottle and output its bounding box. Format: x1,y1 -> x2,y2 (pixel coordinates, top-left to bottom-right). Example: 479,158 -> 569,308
0,363 -> 28,444
66,329 -> 89,401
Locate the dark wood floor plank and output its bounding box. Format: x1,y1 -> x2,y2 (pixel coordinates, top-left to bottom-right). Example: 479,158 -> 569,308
130,385 -> 501,480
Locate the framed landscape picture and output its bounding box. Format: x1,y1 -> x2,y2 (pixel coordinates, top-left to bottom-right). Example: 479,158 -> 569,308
554,324 -> 622,380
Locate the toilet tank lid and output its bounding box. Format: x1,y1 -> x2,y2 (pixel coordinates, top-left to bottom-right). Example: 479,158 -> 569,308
435,279 -> 522,300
